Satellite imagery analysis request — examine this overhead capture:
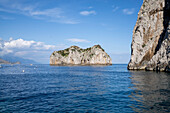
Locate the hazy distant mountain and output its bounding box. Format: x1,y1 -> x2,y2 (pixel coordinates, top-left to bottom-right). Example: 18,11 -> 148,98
0,55 -> 38,64
0,58 -> 11,64
0,58 -> 20,64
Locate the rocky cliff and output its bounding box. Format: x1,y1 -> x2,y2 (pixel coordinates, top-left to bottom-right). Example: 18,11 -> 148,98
128,0 -> 170,72
50,45 -> 112,65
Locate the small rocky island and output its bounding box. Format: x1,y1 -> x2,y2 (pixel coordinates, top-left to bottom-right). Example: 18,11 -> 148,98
128,0 -> 170,72
50,45 -> 112,65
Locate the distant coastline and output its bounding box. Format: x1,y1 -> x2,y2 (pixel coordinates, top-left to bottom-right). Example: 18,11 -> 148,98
0,58 -> 20,64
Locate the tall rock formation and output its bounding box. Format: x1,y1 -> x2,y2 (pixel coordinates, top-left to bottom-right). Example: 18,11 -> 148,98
50,45 -> 112,65
128,0 -> 170,72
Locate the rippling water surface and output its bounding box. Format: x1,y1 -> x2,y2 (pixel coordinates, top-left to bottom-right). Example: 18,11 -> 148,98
0,64 -> 169,112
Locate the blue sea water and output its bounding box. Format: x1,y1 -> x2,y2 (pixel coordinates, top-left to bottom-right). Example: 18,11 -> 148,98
0,64 -> 169,113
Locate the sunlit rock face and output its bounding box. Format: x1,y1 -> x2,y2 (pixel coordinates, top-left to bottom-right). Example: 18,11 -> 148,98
128,0 -> 170,72
50,45 -> 112,65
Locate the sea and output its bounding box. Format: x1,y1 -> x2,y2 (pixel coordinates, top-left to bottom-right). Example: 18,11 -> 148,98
0,64 -> 169,113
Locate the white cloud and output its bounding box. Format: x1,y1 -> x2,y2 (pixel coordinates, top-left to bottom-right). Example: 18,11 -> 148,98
0,38 -> 67,63
0,1 -> 79,24
3,38 -> 56,50
67,38 -> 90,43
29,8 -> 63,18
80,10 -> 96,16
0,38 -> 66,57
123,8 -> 135,15
49,18 -> 80,24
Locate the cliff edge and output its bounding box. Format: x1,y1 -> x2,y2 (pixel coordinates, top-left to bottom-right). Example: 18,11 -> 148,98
128,0 -> 170,72
50,45 -> 112,65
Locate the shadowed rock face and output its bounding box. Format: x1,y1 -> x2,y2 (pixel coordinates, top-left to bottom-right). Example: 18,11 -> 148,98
128,0 -> 170,72
50,45 -> 112,65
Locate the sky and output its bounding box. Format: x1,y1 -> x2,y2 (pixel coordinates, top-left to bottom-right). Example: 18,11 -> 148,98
0,0 -> 143,64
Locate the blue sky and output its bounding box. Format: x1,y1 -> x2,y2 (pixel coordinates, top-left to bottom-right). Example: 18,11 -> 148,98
0,0 -> 143,64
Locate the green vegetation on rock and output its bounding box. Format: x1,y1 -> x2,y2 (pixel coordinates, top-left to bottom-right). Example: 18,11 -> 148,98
90,53 -> 94,58
142,44 -> 146,48
57,50 -> 69,57
82,47 -> 91,52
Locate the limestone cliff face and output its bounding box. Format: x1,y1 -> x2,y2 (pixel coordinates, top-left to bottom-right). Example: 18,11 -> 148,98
50,45 -> 112,65
128,0 -> 170,72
